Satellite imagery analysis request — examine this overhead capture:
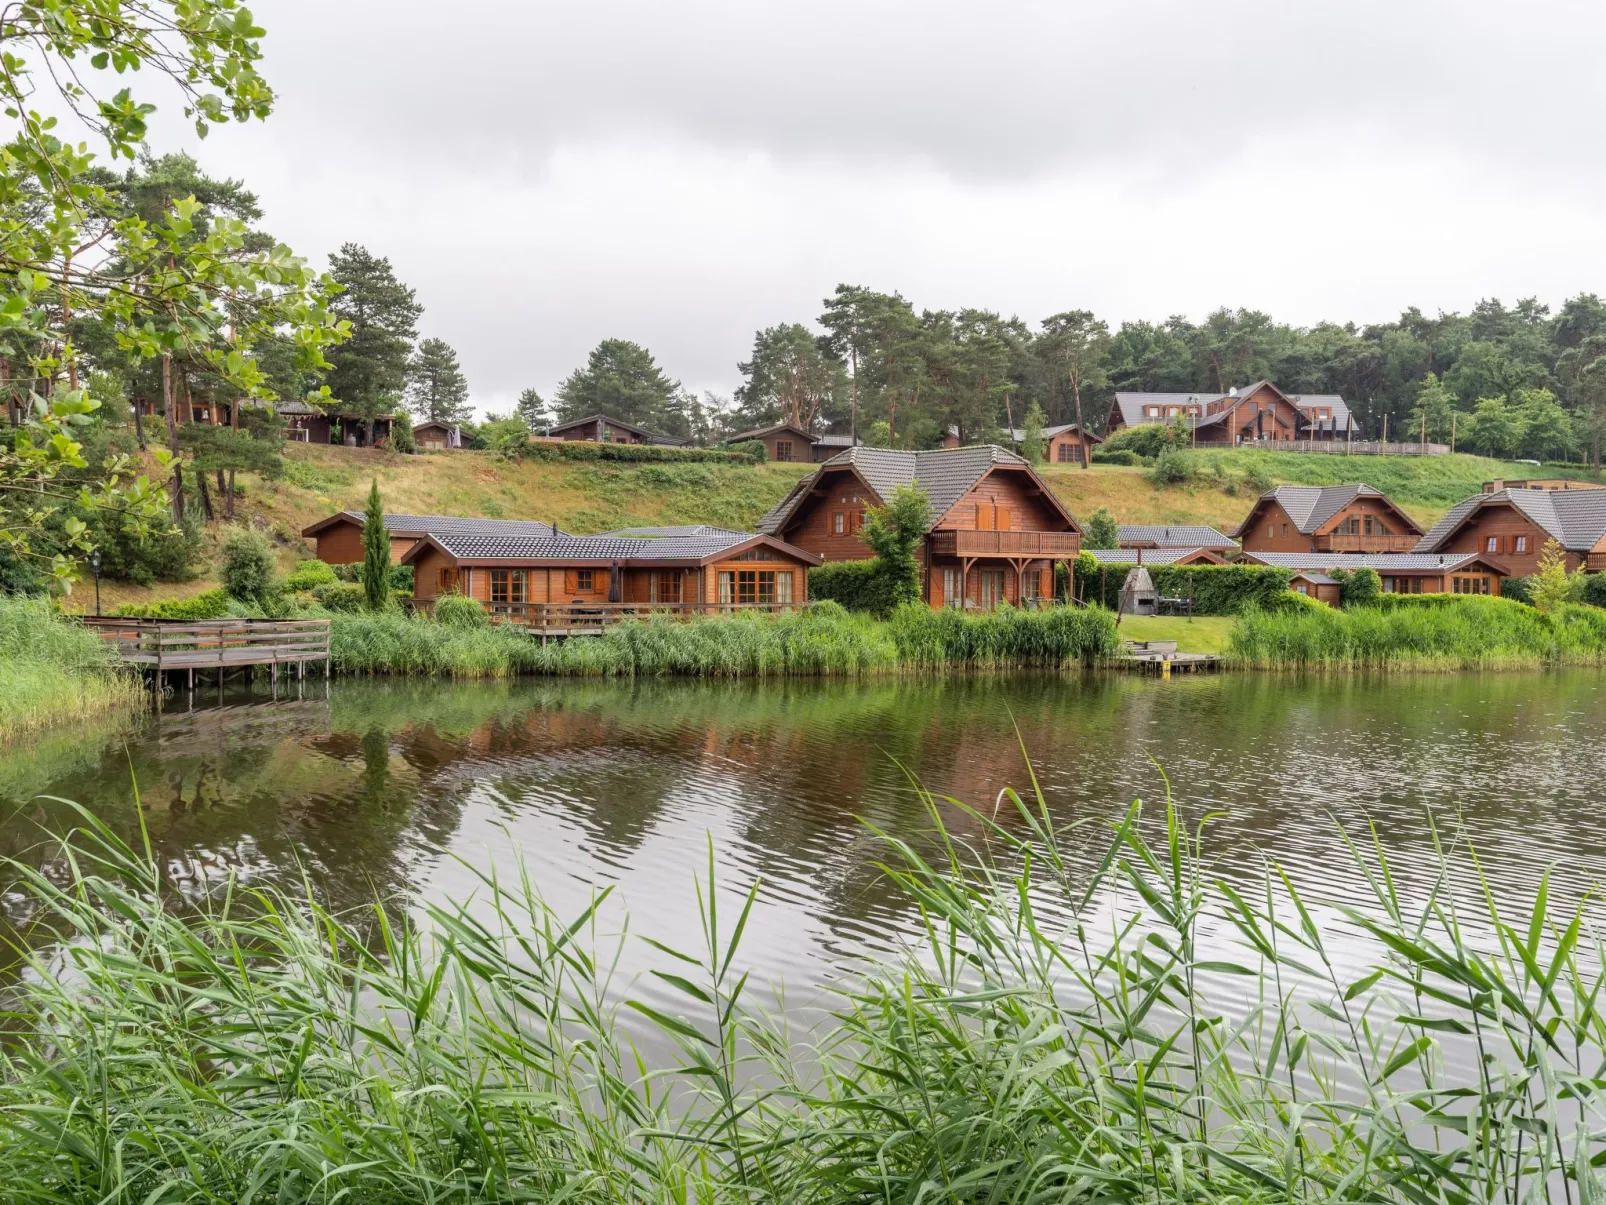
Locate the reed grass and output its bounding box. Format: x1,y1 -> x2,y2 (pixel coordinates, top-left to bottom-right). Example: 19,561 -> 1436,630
1227,593 -> 1606,670
1,771 -> 1602,1203
329,601 -> 1120,678
0,596 -> 143,738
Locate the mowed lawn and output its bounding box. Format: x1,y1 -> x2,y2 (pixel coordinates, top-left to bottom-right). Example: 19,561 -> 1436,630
1113,614 -> 1236,655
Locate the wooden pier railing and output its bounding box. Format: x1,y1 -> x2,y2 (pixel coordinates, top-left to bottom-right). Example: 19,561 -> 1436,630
83,618 -> 331,678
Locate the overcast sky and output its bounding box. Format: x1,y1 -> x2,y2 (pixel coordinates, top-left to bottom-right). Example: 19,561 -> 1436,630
145,0 -> 1606,414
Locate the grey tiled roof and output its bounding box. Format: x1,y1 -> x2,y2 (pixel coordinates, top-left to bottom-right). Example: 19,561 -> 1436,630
1084,548 -> 1222,565
597,524 -> 731,538
1415,488 -> 1606,553
1117,524 -> 1237,548
1111,387 -> 1355,433
812,433 -> 862,447
727,423 -> 813,442
1239,484 -> 1412,536
1291,571 -> 1338,585
1003,423 -> 1096,441
1242,551 -> 1496,572
339,512 -> 557,538
425,527 -> 787,563
545,414 -> 688,445
757,444 -> 1045,535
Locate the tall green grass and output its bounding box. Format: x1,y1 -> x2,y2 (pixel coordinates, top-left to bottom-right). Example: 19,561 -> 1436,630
0,596 -> 143,738
330,602 -> 1121,678
3,778 -> 1603,1203
1228,594 -> 1606,669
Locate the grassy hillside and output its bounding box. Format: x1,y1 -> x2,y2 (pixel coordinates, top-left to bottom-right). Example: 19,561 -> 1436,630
62,442 -> 1596,613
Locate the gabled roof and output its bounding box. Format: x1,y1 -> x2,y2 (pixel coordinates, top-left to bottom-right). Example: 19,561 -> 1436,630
1117,524 -> 1237,549
302,511 -> 558,539
545,414 -> 688,446
400,528 -> 820,567
413,419 -> 459,433
1415,488 -> 1606,553
1234,484 -> 1420,537
597,524 -> 734,538
1111,384 -> 1355,432
812,433 -> 862,448
756,445 -> 1076,535
1084,547 -> 1227,566
726,422 -> 816,443
1003,423 -> 1103,443
1240,550 -> 1508,574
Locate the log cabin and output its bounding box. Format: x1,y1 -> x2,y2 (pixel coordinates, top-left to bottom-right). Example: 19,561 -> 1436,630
940,424 -> 1101,464
545,414 -> 687,445
1083,547 -> 1228,567
756,445 -> 1082,609
1288,571 -> 1342,606
1117,524 -> 1239,552
1239,551 -> 1508,596
1107,380 -> 1355,444
402,527 -> 820,612
130,398 -> 397,445
302,512 -> 558,564
413,420 -> 462,450
1414,487 -> 1606,576
1481,478 -> 1606,493
725,423 -> 861,463
1235,485 -> 1422,554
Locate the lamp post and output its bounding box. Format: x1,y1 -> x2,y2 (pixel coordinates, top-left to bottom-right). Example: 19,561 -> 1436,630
88,547 -> 102,617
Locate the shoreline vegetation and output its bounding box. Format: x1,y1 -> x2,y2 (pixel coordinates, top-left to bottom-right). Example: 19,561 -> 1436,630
0,787 -> 1598,1201
0,597 -> 143,738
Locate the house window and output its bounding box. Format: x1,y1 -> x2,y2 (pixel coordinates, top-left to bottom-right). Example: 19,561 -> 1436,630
852,510 -> 865,533
1146,406 -> 1159,418
775,571 -> 794,605
1023,568 -> 1044,603
1055,441 -> 1084,463
733,570 -> 774,605
978,569 -> 1005,609
1515,535 -> 1528,553
718,571 -> 733,606
1267,524 -> 1274,538
832,511 -> 846,535
489,569 -> 527,605
437,567 -> 457,594
943,567 -> 963,608
1486,536 -> 1498,553
775,440 -> 793,462
575,569 -> 595,592
1453,575 -> 1491,595
1295,583 -> 1309,595
649,572 -> 682,604
1281,524 -> 1288,537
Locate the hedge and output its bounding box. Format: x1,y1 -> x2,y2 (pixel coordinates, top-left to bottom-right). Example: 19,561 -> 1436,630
506,439 -> 756,465
1075,562 -> 1296,614
111,588 -> 231,620
808,559 -> 914,617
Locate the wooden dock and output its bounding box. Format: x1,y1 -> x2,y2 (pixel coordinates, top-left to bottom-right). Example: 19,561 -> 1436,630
84,618 -> 332,688
1117,639 -> 1221,675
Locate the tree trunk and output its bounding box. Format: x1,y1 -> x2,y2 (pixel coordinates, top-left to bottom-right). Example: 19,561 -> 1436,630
162,352 -> 184,521
131,397 -> 148,449
1068,351 -> 1089,471
226,470 -> 236,521
849,346 -> 859,446
196,466 -> 215,521
217,469 -> 230,520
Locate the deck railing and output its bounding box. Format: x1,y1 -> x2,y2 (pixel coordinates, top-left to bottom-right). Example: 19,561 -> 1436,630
929,530 -> 1082,558
409,600 -> 811,629
1190,439 -> 1451,456
1313,533 -> 1421,553
83,618 -> 332,670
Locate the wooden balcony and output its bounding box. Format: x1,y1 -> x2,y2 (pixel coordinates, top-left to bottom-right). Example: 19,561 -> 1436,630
1312,533 -> 1421,553
928,530 -> 1081,558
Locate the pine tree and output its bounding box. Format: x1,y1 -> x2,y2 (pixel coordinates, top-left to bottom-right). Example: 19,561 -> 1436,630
360,480 -> 390,612
554,339 -> 679,428
406,337 -> 471,423
326,245 -> 422,444
514,387 -> 548,430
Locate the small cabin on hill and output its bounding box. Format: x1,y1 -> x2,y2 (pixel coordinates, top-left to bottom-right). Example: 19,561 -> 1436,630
1117,524 -> 1238,552
1415,487 -> 1606,576
302,512 -> 558,564
413,420 -> 462,450
403,528 -> 820,611
725,423 -> 863,463
1239,551 -> 1508,597
1107,380 -> 1355,444
545,414 -> 686,446
1235,485 -> 1422,554
941,423 -> 1101,464
757,444 -> 1082,609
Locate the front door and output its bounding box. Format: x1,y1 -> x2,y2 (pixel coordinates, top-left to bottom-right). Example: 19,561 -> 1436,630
979,569 -> 1005,609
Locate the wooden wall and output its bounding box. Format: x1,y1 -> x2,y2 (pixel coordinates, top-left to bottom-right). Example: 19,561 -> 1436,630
1047,431 -> 1094,464
781,470 -> 878,560
943,468 -> 1066,532
1237,501 -> 1308,552
1433,502 -> 1568,576
313,520 -> 416,564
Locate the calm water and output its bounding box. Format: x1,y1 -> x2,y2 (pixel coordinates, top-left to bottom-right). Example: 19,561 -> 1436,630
5,671 -> 1606,1008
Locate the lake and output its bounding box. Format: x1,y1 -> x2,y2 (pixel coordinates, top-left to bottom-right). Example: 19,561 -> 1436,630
5,670 -> 1605,1011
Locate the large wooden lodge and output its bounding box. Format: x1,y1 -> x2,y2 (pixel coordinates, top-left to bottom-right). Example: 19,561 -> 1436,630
757,445 -> 1082,608
1108,380 -> 1355,445
1235,485 -> 1423,554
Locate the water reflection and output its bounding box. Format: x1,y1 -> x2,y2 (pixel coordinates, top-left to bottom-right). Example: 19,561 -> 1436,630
4,671 -> 1606,997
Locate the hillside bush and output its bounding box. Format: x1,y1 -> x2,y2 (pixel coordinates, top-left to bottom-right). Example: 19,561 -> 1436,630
1330,565 -> 1381,606
1090,447 -> 1144,466
219,527 -> 278,603
311,582 -> 365,613
434,593 -> 488,628
1099,419 -> 1189,458
507,440 -> 753,465
1148,447 -> 1200,485
808,560 -> 901,614
284,559 -> 337,591
85,507 -> 203,586
1581,572 -> 1606,608
1076,562 -> 1295,614
726,439 -> 766,463
112,588 -> 231,620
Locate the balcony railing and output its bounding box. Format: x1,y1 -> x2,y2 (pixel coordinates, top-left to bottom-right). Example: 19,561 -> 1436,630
929,530 -> 1082,558
1313,533 -> 1421,553
408,600 -> 810,630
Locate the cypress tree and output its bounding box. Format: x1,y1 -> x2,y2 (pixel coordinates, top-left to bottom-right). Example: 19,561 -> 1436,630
360,479 -> 390,612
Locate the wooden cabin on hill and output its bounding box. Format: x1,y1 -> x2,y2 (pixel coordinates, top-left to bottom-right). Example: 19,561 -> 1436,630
545,414 -> 687,446
757,445 -> 1081,609
303,512 -> 558,564
1239,551 -> 1508,597
1235,485 -> 1422,554
1415,487 -> 1606,576
725,423 -> 861,463
1107,380 -> 1355,445
413,420 -> 462,450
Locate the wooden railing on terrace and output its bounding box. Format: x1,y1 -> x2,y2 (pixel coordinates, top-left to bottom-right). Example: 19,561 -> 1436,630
410,601 -> 810,630
928,530 -> 1082,558
1312,533 -> 1421,553
1191,439 -> 1451,456
82,618 -> 331,671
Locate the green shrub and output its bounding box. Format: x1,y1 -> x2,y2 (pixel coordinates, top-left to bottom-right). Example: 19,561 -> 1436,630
391,420 -> 416,453
1076,562 -> 1295,614
886,602 -> 1120,666
284,560 -> 337,591
809,559 -> 909,616
312,582 -> 365,613
1090,447 -> 1144,466
434,593 -> 488,628
1502,575 -> 1535,606
219,527 -> 278,602
112,588 -> 231,620
727,439 -> 766,463
0,596 -> 141,736
1147,447 -> 1199,485
390,564 -> 414,594
1332,565 -> 1381,606
1099,420 -> 1189,458
507,440 -> 752,465
86,506 -> 203,586
1580,572 -> 1606,609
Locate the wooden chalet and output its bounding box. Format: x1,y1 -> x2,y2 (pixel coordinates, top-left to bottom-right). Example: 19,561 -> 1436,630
940,424 -> 1101,465
1415,487 -> 1606,576
1107,380 -> 1355,445
413,420 -> 462,450
1288,571 -> 1342,606
1482,477 -> 1606,494
1083,547 -> 1228,567
726,423 -> 861,463
302,512 -> 558,564
1235,485 -> 1422,554
402,525 -> 820,617
1117,524 -> 1238,552
545,414 -> 687,446
1239,551 -> 1508,597
133,398 -> 396,445
757,445 -> 1081,609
